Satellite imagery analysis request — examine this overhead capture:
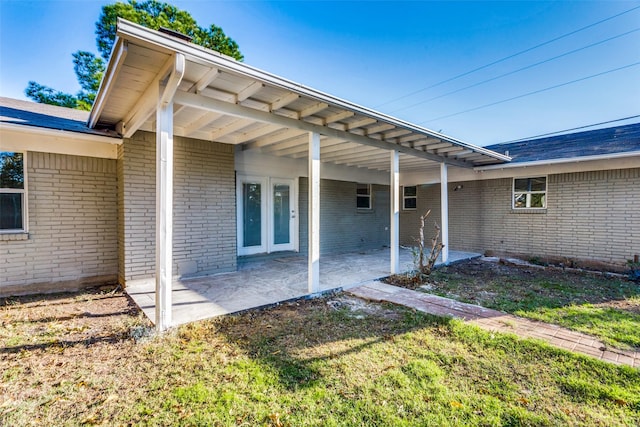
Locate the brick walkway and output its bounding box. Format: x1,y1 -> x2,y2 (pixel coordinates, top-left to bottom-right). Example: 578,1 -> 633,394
347,281 -> 639,368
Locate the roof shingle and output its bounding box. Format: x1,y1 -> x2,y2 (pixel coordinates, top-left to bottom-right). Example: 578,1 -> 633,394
0,97 -> 118,138
485,123 -> 640,163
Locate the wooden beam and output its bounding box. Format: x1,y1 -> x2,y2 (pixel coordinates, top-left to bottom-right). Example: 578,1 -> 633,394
155,53 -> 184,332
270,92 -> 299,111
182,111 -> 222,136
262,134 -> 309,153
324,110 -> 355,125
390,150 -> 399,274
122,55 -> 175,138
155,97 -> 173,331
347,117 -> 377,130
242,128 -> 303,150
289,138 -> 344,158
440,163 -> 449,264
383,129 -> 413,140
233,123 -> 280,144
437,146 -> 466,154
308,132 -> 320,293
324,147 -> 382,163
365,123 -> 395,135
398,134 -> 428,144
300,102 -> 329,118
193,68 -> 220,93
424,142 -> 452,151
173,91 -> 472,167
210,118 -> 252,140
236,81 -> 264,103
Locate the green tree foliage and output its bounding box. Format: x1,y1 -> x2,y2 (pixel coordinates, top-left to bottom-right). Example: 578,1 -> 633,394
0,152 -> 24,189
25,0 -> 243,111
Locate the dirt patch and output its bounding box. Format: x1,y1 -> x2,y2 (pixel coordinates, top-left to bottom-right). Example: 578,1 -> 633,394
385,257 -> 639,309
326,295 -> 402,320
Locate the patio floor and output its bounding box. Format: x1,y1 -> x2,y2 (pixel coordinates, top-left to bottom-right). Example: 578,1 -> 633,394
126,247 -> 480,327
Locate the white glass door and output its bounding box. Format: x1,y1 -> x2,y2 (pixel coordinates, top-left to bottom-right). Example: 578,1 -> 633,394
237,176 -> 267,255
237,176 -> 297,255
269,179 -> 296,252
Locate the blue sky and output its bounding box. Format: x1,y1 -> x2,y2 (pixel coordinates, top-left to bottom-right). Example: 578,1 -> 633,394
1,0 -> 639,145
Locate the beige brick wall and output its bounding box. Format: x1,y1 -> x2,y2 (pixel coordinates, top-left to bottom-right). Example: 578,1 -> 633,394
0,152 -> 118,296
119,131 -> 236,283
399,168 -> 640,267
298,178 -> 390,254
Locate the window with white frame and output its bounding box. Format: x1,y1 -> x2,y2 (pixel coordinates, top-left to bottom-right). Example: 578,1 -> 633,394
356,183 -> 371,209
403,185 -> 417,210
513,177 -> 546,209
0,152 -> 26,232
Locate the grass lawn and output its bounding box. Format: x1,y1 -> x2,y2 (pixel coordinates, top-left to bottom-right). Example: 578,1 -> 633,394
407,259 -> 640,351
1,289 -> 639,426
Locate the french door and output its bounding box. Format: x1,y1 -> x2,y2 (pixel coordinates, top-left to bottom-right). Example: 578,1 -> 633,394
237,176 -> 297,255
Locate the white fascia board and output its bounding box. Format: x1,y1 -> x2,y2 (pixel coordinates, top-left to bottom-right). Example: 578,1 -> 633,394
0,123 -> 121,159
400,152 -> 640,186
114,18 -> 511,164
475,150 -> 640,171
88,38 -> 128,128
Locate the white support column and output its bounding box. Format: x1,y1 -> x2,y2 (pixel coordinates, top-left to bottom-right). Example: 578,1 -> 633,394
440,163 -> 449,264
154,53 -> 185,332
155,93 -> 174,331
308,132 -> 321,293
390,150 -> 400,274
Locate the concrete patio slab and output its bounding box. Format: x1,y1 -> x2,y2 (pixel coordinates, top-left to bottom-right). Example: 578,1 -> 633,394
126,247 -> 479,326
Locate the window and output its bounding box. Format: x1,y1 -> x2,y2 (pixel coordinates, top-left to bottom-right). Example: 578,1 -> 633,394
356,183 -> 371,209
403,186 -> 417,210
513,177 -> 546,209
0,152 -> 26,232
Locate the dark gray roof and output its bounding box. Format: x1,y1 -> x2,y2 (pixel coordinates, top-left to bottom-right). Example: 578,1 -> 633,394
0,97 -> 119,138
486,122 -> 640,163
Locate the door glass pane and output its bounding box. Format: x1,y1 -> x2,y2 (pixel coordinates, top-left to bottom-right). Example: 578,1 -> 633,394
273,184 -> 290,245
243,183 -> 261,247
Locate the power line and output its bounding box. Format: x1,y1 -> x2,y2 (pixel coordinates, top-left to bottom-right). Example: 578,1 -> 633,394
501,115 -> 640,143
390,27 -> 640,114
420,61 -> 640,124
376,4 -> 640,108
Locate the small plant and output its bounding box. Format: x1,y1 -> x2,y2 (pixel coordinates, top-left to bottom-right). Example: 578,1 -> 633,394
628,258 -> 640,283
415,210 -> 444,276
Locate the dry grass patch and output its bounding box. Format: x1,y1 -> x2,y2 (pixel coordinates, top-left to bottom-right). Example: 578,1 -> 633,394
1,287 -> 639,426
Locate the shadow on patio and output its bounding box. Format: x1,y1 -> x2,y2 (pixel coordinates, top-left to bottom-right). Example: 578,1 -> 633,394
126,247 -> 480,326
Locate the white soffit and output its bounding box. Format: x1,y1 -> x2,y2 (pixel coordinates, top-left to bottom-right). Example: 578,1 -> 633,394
89,19 -> 511,172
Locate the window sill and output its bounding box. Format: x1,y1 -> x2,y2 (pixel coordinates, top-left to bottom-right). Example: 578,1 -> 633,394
511,209 -> 547,214
0,232 -> 29,241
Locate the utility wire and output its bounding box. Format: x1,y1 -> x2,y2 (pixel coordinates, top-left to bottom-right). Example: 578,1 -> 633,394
420,61 -> 640,124
376,4 -> 640,108
390,27 -> 640,114
501,115 -> 640,143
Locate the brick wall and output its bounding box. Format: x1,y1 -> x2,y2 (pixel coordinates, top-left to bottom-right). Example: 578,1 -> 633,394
299,178 -> 390,254
0,152 -> 118,296
399,168 -> 640,267
119,131 -> 236,283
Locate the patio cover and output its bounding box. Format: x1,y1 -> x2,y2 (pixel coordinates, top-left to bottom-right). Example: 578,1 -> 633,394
88,19 -> 511,330
89,19 -> 509,171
